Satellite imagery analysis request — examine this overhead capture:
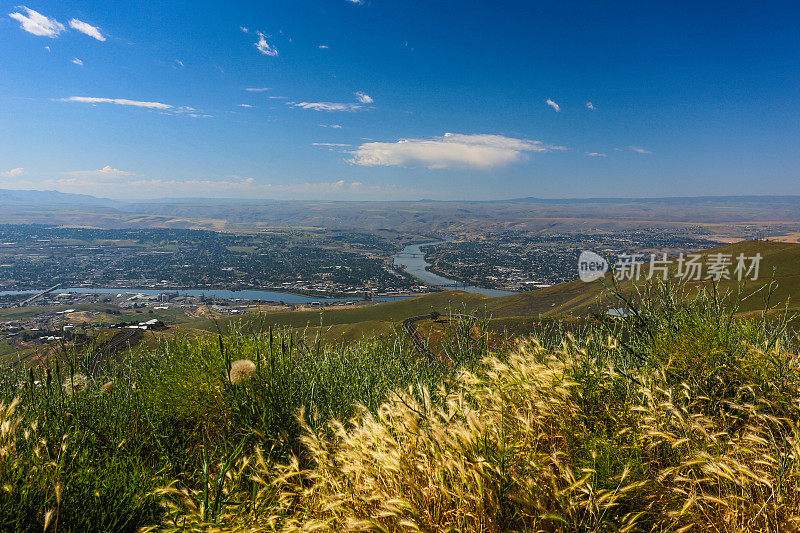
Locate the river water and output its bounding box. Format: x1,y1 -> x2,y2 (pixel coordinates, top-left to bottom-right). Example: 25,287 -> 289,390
391,241 -> 513,297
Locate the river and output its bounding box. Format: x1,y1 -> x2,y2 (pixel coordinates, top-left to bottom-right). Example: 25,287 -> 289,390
392,241 -> 514,297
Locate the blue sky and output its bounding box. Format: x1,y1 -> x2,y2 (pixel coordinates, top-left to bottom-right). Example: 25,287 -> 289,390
1,1 -> 799,200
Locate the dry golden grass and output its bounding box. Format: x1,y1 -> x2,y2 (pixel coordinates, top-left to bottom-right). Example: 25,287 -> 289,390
149,334 -> 800,532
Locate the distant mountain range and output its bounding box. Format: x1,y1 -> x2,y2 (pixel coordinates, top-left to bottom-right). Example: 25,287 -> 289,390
4,188 -> 800,206
3,189 -> 800,231
0,189 -> 117,206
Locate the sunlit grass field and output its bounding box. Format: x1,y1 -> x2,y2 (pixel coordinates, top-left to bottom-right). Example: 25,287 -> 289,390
1,278 -> 800,531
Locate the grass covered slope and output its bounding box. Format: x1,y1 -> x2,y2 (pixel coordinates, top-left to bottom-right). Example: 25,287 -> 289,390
159,282 -> 800,531
1,279 -> 800,531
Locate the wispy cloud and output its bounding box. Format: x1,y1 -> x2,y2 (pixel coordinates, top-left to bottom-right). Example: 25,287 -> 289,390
245,87 -> 270,92
350,133 -> 565,169
320,124 -> 343,128
0,168 -> 24,177
59,96 -> 172,109
9,7 -> 64,37
545,98 -> 561,112
291,102 -> 363,112
346,0 -> 365,4
238,104 -> 254,108
628,146 -> 652,154
312,142 -> 352,147
240,26 -> 249,33
63,166 -> 135,178
255,32 -> 278,56
69,19 -> 105,41
586,101 -> 595,110
354,91 -> 373,104
319,44 -> 329,49
71,58 -> 83,66
586,152 -> 606,157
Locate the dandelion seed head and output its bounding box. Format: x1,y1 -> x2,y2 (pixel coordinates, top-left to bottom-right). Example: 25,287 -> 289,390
229,359 -> 256,384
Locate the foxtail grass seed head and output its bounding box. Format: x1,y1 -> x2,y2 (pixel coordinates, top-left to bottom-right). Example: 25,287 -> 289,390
229,359 -> 257,384
63,373 -> 88,395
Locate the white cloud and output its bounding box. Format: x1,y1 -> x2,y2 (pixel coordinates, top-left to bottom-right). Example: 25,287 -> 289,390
69,19 -> 105,41
255,32 -> 278,56
350,133 -> 565,169
320,124 -> 343,128
44,45 -> 50,52
71,57 -> 83,66
0,168 -> 24,177
8,7 -> 65,37
63,165 -> 135,178
291,102 -> 363,112
628,146 -> 652,154
586,152 -> 606,157
268,96 -> 288,99
312,142 -> 351,147
240,26 -> 249,33
545,98 -> 561,112
586,101 -> 595,110
354,91 -> 373,104
60,96 -> 172,110
245,87 -> 270,92
347,0 -> 365,4
319,44 -> 329,49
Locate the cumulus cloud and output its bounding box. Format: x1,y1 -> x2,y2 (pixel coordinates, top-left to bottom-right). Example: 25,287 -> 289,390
59,96 -> 172,110
586,101 -> 595,110
63,165 -> 135,178
71,58 -> 83,66
291,102 -> 363,112
350,133 -> 565,169
628,146 -> 653,154
68,19 -> 105,41
586,152 -> 606,157
354,91 -> 373,104
255,32 -> 278,56
0,168 -> 24,177
9,7 -> 65,37
545,98 -> 561,112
